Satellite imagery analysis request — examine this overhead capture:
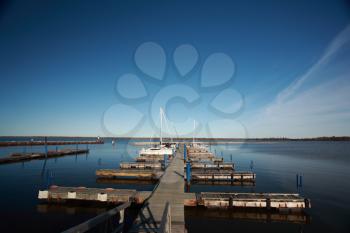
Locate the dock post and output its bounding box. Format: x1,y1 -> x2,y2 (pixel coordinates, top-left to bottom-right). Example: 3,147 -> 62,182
221,151 -> 223,159
184,144 -> 187,161
46,169 -> 51,188
164,154 -> 167,168
186,160 -> 191,184
299,175 -> 303,187
230,154 -> 232,162
296,174 -> 299,188
250,160 -> 254,171
44,137 -> 48,158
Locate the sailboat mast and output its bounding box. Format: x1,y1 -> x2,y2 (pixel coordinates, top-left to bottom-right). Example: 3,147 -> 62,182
193,120 -> 195,145
160,108 -> 163,145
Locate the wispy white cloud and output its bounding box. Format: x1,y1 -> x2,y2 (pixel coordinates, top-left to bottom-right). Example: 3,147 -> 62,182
245,24 -> 350,137
276,24 -> 350,104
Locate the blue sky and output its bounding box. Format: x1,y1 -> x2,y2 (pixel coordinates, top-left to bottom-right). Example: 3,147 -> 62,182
0,0 -> 349,137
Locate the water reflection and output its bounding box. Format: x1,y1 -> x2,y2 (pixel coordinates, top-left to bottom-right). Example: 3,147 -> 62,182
0,139 -> 349,232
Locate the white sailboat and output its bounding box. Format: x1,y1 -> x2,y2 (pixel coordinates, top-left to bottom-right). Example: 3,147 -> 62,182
191,119 -> 208,150
139,108 -> 175,157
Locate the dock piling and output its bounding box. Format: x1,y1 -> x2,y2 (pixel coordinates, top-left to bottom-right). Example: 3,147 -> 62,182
186,160 -> 191,184
164,154 -> 167,168
44,137 -> 48,158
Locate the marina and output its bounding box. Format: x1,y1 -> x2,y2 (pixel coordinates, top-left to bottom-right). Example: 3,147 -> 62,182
1,138 -> 348,233
34,138 -> 311,233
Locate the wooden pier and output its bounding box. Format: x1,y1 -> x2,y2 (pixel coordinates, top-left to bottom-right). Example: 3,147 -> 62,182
136,157 -> 164,163
0,140 -> 103,147
189,157 -> 223,163
0,149 -> 89,164
96,169 -> 163,180
184,192 -> 311,209
120,162 -> 162,170
185,207 -> 311,224
131,147 -> 186,232
38,185 -> 150,204
188,170 -> 256,182
185,145 -> 255,183
185,162 -> 234,170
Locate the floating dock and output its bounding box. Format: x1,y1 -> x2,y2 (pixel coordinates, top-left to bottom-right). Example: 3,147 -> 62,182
185,162 -> 234,170
0,149 -> 89,164
188,170 -> 256,182
0,140 -> 103,147
136,157 -> 164,162
96,177 -> 158,185
186,192 -> 311,209
38,185 -> 150,204
96,169 -> 163,180
189,157 -> 223,163
120,162 -> 162,170
185,207 -> 311,224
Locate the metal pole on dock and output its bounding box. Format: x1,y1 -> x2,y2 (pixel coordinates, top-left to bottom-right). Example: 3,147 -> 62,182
164,154 -> 167,168
296,174 -> 299,189
230,154 -> 232,162
184,144 -> 187,161
44,136 -> 48,158
186,160 -> 191,184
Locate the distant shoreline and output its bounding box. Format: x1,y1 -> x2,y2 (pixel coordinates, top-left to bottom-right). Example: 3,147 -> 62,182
0,136 -> 349,141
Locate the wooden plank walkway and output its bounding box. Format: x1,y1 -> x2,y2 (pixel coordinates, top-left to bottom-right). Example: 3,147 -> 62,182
133,148 -> 185,232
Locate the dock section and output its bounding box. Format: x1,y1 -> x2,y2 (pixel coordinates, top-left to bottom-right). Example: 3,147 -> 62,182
132,148 -> 186,232
96,169 -> 163,180
185,144 -> 256,185
0,140 -> 103,147
186,192 -> 311,209
0,149 -> 89,164
38,185 -> 150,204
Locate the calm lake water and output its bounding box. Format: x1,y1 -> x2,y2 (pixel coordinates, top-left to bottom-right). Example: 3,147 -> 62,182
0,138 -> 349,233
